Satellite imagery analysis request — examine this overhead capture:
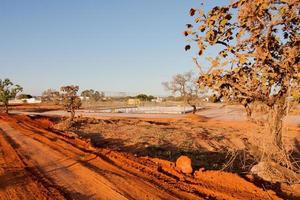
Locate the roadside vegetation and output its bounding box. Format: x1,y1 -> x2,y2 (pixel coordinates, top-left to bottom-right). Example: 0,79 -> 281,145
60,85 -> 82,122
0,79 -> 23,113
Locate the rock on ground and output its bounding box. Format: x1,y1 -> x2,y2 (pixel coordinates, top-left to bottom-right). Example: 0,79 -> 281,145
176,156 -> 193,174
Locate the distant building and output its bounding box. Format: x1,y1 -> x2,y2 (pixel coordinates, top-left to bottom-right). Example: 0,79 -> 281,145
8,99 -> 23,104
151,97 -> 163,103
80,96 -> 90,100
26,98 -> 42,104
127,98 -> 141,105
9,97 -> 41,104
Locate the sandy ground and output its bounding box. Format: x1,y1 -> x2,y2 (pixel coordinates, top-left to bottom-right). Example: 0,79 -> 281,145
10,103 -> 300,126
0,114 -> 283,200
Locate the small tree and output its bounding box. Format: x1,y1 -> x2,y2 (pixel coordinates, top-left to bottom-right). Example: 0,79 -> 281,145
135,94 -> 155,101
163,71 -> 201,113
17,94 -> 33,100
185,0 -> 299,172
136,94 -> 148,101
60,85 -> 81,121
81,89 -> 104,102
0,79 -> 23,113
42,89 -> 61,104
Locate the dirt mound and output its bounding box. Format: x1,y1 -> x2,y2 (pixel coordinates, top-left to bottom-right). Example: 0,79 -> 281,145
193,170 -> 279,199
186,113 -> 208,121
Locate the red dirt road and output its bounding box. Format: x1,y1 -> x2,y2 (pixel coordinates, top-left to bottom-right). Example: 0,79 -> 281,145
0,130 -> 64,200
0,114 -> 280,200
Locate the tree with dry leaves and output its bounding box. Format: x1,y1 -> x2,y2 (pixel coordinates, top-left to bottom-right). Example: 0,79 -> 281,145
184,0 -> 299,172
60,85 -> 81,121
81,89 -> 104,102
0,79 -> 23,114
163,71 -> 201,113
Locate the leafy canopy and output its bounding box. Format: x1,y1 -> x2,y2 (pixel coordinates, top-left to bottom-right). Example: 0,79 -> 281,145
135,94 -> 155,101
60,85 -> 81,112
185,0 -> 299,107
0,79 -> 23,104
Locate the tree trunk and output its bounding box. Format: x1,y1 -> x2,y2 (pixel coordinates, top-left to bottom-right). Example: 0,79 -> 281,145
245,104 -> 252,119
70,109 -> 75,121
192,105 -> 197,114
251,101 -> 295,182
187,98 -> 197,114
267,104 -> 285,149
4,103 -> 8,114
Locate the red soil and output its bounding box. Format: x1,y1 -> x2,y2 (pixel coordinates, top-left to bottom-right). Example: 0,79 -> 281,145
0,114 -> 282,199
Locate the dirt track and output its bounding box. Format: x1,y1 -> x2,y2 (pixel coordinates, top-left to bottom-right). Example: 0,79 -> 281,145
0,114 -> 281,200
0,129 -> 64,200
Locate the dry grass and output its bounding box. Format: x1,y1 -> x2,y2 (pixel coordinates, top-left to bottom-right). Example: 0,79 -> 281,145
51,115 -> 298,174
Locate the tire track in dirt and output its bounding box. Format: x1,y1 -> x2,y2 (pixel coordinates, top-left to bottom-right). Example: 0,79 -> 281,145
0,129 -> 65,200
0,117 -> 193,200
1,117 -> 189,199
0,114 -> 281,200
0,122 -> 130,200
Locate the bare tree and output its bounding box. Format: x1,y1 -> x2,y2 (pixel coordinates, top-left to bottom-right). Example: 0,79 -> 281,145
60,85 -> 81,121
163,71 -> 201,113
0,79 -> 23,114
185,0 -> 299,174
81,89 -> 104,102
41,89 -> 60,104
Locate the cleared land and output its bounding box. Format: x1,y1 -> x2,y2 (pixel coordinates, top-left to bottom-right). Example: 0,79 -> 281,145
0,103 -> 299,199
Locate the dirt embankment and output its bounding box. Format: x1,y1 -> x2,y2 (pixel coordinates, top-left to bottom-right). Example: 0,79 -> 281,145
53,114 -> 300,172
0,114 -> 284,199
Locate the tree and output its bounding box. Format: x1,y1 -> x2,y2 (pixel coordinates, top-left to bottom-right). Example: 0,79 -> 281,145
41,89 -> 61,104
162,72 -> 201,113
60,85 -> 81,121
148,95 -> 155,101
17,94 -> 33,100
81,89 -> 104,102
0,79 -> 23,113
135,94 -> 155,101
185,0 -> 299,170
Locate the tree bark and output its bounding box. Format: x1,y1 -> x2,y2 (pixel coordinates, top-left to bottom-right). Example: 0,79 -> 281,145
4,103 -> 8,114
192,105 -> 197,114
267,104 -> 285,149
187,98 -> 197,114
70,109 -> 75,122
244,103 -> 252,121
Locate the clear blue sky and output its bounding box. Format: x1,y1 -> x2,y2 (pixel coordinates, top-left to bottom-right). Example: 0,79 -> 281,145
0,0 -> 226,96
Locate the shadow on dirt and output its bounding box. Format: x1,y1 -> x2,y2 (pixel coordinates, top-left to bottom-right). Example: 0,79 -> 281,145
72,130 -> 254,173
0,170 -> 28,190
36,115 -> 254,173
9,114 -> 299,200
